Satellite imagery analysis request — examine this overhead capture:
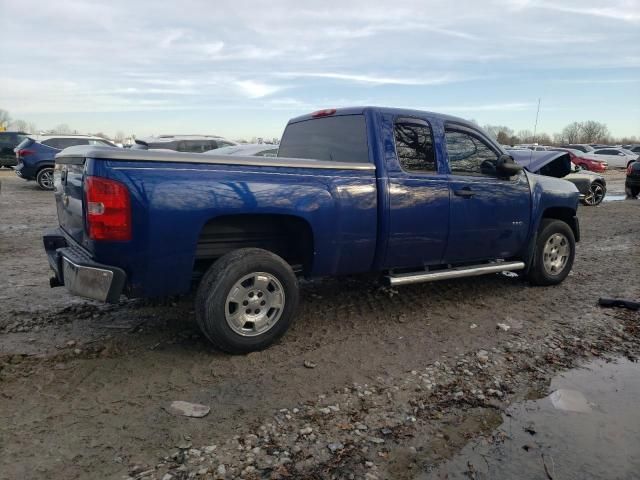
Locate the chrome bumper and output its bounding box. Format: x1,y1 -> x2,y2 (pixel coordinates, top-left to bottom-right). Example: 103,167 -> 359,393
44,228 -> 126,303
62,257 -> 117,302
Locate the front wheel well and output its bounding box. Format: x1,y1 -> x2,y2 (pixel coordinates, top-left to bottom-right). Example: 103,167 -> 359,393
194,214 -> 314,278
541,207 -> 579,242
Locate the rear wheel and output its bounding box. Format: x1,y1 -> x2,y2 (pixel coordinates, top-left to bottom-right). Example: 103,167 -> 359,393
626,186 -> 640,198
195,248 -> 299,354
582,181 -> 606,206
528,219 -> 575,286
36,167 -> 55,190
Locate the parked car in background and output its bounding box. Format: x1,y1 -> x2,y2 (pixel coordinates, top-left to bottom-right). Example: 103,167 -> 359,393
44,106 -> 581,353
135,135 -> 236,152
0,131 -> 29,168
14,135 -> 116,190
561,144 -> 595,154
583,147 -> 639,168
511,150 -> 607,206
623,145 -> 640,154
548,147 -> 607,173
626,161 -> 640,198
205,143 -> 279,157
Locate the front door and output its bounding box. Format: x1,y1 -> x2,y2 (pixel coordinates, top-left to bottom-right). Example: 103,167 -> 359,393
443,125 -> 531,264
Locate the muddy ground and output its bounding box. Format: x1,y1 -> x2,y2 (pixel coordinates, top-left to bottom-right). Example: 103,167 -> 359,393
0,169 -> 638,480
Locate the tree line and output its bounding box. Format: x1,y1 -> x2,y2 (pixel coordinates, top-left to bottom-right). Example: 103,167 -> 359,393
483,121 -> 637,146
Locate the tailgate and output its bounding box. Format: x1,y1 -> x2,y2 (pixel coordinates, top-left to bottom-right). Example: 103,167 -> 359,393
54,157 -> 87,246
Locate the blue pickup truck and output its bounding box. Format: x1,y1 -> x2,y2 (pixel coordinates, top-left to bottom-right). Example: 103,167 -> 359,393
44,107 -> 580,353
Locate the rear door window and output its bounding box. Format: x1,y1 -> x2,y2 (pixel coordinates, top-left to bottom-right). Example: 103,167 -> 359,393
394,119 -> 436,173
278,114 -> 369,163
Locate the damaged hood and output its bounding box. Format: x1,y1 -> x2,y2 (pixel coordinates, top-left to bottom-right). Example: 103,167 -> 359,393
510,150 -> 572,178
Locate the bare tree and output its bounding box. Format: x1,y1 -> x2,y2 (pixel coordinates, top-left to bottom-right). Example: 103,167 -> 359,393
51,124 -> 72,134
8,119 -> 29,132
483,125 -> 514,145
553,132 -> 566,145
561,122 -> 582,144
517,130 -> 534,143
580,120 -> 609,143
114,131 -> 125,143
536,132 -> 552,145
27,122 -> 38,134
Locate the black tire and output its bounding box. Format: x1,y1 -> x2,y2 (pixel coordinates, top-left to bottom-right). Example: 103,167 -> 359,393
36,167 -> 55,190
626,186 -> 640,198
528,219 -> 575,286
195,248 -> 299,354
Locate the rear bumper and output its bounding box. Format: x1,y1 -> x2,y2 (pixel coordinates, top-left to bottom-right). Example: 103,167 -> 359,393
15,162 -> 36,180
43,228 -> 126,303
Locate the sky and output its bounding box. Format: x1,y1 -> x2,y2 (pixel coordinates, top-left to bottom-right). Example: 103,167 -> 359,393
1,0 -> 639,140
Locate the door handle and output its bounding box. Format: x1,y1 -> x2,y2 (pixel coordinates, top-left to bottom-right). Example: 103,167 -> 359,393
454,187 -> 475,198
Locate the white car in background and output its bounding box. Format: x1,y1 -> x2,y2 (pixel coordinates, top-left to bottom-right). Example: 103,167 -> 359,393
204,144 -> 279,157
583,147 -> 639,168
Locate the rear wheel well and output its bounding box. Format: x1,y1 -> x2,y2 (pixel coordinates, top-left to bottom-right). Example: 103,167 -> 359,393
541,207 -> 579,242
194,214 -> 314,279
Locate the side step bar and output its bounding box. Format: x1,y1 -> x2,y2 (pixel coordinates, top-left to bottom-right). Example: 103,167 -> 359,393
385,261 -> 526,286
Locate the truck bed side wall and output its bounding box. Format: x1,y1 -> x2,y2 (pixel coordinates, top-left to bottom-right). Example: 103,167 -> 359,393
87,159 -> 378,297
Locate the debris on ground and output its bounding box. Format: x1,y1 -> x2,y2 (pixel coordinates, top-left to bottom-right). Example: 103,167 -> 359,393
167,401 -> 211,418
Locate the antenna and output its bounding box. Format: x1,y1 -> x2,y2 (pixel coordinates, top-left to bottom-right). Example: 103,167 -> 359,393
532,98 -> 541,143
529,98 -> 541,164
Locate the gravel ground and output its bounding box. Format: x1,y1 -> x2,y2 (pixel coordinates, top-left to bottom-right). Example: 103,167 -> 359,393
0,169 -> 638,480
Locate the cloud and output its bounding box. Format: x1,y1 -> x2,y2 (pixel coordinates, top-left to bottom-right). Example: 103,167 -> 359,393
533,1 -> 640,22
275,72 -> 464,86
427,102 -> 537,112
0,0 -> 638,137
235,80 -> 285,98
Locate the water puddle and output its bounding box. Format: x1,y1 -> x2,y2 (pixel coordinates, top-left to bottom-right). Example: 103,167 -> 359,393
603,194 -> 629,202
424,358 -> 640,479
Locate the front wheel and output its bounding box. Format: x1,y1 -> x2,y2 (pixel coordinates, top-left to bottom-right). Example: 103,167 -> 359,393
36,167 -> 55,190
528,219 -> 575,286
195,248 -> 299,354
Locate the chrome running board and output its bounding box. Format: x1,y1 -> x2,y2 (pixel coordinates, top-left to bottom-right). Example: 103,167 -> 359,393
385,261 -> 526,286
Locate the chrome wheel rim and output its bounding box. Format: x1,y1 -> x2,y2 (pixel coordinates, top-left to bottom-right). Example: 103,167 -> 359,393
585,183 -> 605,205
225,272 -> 285,337
40,170 -> 54,189
543,233 -> 570,275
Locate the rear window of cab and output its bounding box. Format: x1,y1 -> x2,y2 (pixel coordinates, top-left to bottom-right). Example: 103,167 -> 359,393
278,114 -> 369,163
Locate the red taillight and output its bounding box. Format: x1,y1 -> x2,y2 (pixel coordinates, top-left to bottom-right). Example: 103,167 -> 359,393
84,177 -> 131,241
311,108 -> 337,118
17,149 -> 34,157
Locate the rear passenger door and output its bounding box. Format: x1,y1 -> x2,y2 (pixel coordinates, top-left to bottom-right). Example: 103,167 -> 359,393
443,125 -> 530,263
384,117 -> 450,269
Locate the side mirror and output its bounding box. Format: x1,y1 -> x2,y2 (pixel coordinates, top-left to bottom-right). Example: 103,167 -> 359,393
496,154 -> 523,177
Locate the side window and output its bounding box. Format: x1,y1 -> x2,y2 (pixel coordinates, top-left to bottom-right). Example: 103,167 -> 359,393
42,139 -> 61,148
445,129 -> 500,177
63,138 -> 89,148
394,119 -> 436,173
256,148 -> 279,157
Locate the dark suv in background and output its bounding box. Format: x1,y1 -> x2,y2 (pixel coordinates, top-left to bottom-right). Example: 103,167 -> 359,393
0,131 -> 29,168
626,161 -> 640,198
15,135 -> 116,190
133,135 -> 236,152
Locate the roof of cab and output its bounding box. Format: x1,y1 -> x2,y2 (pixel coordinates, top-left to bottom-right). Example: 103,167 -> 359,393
287,106 -> 473,127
